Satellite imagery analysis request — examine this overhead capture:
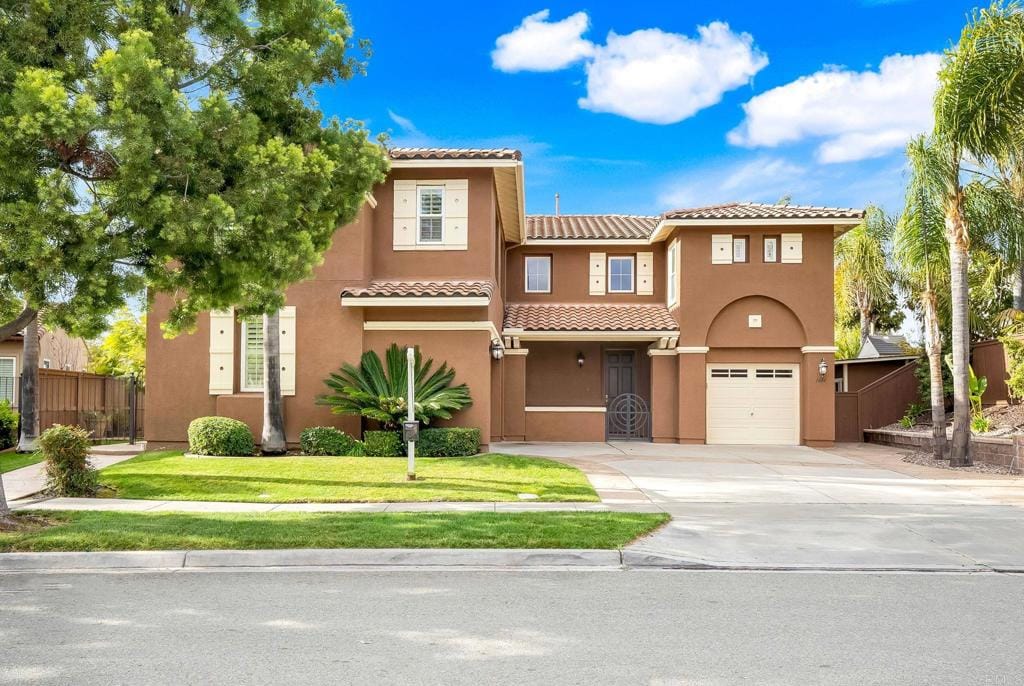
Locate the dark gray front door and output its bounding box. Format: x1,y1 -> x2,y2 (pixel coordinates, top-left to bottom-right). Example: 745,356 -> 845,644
605,351 -> 649,440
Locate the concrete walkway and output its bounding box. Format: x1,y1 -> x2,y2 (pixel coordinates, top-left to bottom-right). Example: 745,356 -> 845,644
495,441 -> 1024,571
3,444 -> 144,501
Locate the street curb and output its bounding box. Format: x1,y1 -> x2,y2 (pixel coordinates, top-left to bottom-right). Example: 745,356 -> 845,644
0,548 -> 622,571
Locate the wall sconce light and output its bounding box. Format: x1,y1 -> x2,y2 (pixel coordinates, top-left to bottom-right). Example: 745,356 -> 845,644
818,357 -> 828,382
576,351 -> 585,368
490,339 -> 504,360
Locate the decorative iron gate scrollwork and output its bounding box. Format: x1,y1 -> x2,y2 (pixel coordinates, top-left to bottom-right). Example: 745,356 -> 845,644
606,393 -> 650,440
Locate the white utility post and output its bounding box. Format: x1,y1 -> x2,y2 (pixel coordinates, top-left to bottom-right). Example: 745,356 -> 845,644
406,346 -> 416,480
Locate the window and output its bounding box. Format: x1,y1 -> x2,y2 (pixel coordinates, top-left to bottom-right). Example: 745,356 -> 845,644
710,368 -> 748,378
524,255 -> 551,293
608,256 -> 635,293
417,186 -> 444,243
241,316 -> 264,392
42,359 -> 51,369
667,241 -> 679,305
0,357 -> 14,405
732,236 -> 749,263
763,235 -> 779,263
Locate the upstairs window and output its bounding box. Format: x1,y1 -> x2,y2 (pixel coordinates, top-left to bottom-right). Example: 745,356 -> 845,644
667,241 -> 679,305
732,236 -> 749,263
763,235 -> 780,263
417,186 -> 444,243
241,316 -> 264,392
608,256 -> 635,293
525,255 -> 552,293
0,357 -> 14,405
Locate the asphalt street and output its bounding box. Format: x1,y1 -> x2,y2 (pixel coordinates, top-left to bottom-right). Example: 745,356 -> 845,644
2,569 -> 1022,685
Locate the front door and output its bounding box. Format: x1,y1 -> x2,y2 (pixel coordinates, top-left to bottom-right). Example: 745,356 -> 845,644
605,350 -> 649,440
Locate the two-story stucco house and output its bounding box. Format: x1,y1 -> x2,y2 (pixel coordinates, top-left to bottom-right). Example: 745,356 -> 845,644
145,147 -> 864,449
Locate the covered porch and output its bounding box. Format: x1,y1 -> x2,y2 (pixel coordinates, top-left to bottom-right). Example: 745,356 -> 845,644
498,303 -> 680,443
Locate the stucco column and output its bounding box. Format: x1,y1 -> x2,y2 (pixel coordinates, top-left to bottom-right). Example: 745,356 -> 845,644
649,351 -> 678,443
501,350 -> 528,441
677,347 -> 708,444
801,348 -> 835,447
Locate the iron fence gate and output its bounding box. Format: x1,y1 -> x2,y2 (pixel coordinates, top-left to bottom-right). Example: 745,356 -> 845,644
605,393 -> 650,441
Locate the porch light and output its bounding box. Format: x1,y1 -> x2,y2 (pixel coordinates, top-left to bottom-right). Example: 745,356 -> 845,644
818,358 -> 828,382
490,339 -> 504,360
576,351 -> 585,368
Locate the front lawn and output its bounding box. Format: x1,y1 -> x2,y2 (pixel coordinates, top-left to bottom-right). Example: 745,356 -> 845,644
0,511 -> 668,551
0,451 -> 43,474
98,451 -> 599,503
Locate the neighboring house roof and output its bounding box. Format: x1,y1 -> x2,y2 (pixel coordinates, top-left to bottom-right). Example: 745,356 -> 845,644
662,202 -> 865,221
526,215 -> 659,241
835,355 -> 917,366
388,147 -> 522,161
341,280 -> 494,299
857,334 -> 910,359
504,303 -> 678,332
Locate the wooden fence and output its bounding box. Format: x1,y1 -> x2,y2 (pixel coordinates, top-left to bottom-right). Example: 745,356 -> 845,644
835,362 -> 919,442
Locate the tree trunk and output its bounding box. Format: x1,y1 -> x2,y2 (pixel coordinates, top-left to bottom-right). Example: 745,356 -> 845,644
261,310 -> 286,455
923,290 -> 946,460
0,306 -> 38,342
0,470 -> 9,518
1013,260 -> 1024,311
858,305 -> 871,347
17,315 -> 39,453
946,201 -> 972,466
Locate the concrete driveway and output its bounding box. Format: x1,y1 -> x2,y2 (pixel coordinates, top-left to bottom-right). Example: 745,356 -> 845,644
492,441 -> 1024,571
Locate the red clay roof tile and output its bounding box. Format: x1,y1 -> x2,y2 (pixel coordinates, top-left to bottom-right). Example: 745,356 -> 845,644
662,202 -> 864,221
504,303 -> 678,332
526,215 -> 659,240
341,280 -> 494,299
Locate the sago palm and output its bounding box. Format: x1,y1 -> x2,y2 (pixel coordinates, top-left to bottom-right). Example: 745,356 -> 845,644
318,343 -> 472,429
933,1 -> 1024,464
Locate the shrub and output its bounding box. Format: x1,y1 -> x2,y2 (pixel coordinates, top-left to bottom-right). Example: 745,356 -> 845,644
40,424 -> 97,496
971,414 -> 992,433
364,430 -> 403,457
0,400 -> 17,450
187,416 -> 254,456
416,427 -> 481,457
1002,337 -> 1024,402
300,426 -> 359,456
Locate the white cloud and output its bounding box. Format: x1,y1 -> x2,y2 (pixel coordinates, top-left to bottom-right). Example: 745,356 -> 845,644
658,156 -> 808,209
579,22 -> 768,124
491,10 -> 595,73
387,109 -> 420,136
728,53 -> 941,163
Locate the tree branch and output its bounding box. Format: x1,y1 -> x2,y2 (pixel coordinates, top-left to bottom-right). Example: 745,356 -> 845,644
0,306 -> 38,341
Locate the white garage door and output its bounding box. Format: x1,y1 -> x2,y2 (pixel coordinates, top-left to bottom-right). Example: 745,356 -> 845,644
706,364 -> 800,445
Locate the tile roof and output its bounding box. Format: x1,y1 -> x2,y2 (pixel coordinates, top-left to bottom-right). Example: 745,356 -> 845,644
389,147 -> 522,161
526,215 -> 659,240
662,202 -> 864,221
858,334 -> 909,358
504,303 -> 678,332
341,280 -> 494,299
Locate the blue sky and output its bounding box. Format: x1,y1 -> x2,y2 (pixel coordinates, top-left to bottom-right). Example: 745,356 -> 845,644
321,1 -> 977,216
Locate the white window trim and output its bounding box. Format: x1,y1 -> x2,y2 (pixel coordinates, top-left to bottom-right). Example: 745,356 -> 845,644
524,255 -> 552,294
416,185 -> 445,245
667,242 -> 679,306
240,316 -> 264,392
607,256 -> 635,293
0,356 -> 16,405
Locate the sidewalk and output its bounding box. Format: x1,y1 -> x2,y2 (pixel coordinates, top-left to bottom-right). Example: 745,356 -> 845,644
3,443 -> 143,501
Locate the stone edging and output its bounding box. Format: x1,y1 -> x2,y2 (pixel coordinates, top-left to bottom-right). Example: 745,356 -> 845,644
864,429 -> 1021,472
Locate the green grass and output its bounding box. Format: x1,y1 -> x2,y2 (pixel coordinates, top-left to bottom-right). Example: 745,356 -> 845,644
98,451 -> 600,503
0,450 -> 43,474
0,510 -> 668,551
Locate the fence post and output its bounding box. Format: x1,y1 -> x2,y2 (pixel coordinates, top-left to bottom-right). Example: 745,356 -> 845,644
128,374 -> 137,445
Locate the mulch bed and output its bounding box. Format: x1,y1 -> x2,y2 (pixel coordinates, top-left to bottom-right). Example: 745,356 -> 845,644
882,403 -> 1024,438
902,451 -> 1021,476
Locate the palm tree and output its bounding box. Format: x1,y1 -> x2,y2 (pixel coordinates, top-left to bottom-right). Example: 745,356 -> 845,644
895,136 -> 951,460
17,314 -> 39,453
261,310 -> 286,455
835,206 -> 894,347
934,1 -> 1024,465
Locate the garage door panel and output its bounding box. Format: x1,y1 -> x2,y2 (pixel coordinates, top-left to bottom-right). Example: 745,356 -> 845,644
706,363 -> 799,445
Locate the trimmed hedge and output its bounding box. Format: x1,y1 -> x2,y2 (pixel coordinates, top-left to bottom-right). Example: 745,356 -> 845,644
0,400 -> 17,450
300,426 -> 362,456
416,427 -> 480,457
364,430 -> 404,457
40,424 -> 97,496
188,416 -> 254,457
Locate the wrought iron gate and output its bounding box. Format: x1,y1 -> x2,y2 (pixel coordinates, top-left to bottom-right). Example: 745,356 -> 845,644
605,393 -> 650,440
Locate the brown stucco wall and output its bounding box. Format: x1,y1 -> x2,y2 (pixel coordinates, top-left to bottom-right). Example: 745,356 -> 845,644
650,353 -> 678,442
506,243 -> 666,303
525,342 -> 604,407
526,410 -> 605,442
843,359 -> 912,393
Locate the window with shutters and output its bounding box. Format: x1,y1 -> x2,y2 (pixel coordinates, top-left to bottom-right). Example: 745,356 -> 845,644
524,255 -> 551,293
241,317 -> 264,392
608,256 -> 635,293
0,357 -> 14,405
667,241 -> 679,305
417,186 -> 444,243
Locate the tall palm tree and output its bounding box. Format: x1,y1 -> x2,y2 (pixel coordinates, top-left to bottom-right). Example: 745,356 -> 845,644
835,206 -> 893,347
895,137 -> 951,460
934,1 -> 1024,465
17,313 -> 39,453
261,310 -> 286,455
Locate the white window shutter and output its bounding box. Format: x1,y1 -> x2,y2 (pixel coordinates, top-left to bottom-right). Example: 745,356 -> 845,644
443,180 -> 468,250
393,179 -> 416,248
637,251 -> 654,295
278,306 -> 296,396
711,235 -> 733,264
781,233 -> 803,263
209,308 -> 235,395
589,252 -> 606,295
